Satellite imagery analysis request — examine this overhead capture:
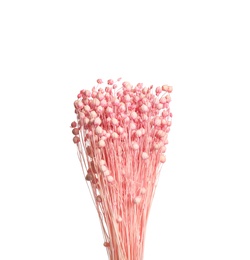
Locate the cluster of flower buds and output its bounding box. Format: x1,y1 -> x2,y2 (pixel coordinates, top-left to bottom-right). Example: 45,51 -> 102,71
72,78 -> 172,156
71,78 -> 173,196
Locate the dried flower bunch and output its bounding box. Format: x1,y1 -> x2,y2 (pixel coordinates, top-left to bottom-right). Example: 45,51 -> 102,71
71,78 -> 173,260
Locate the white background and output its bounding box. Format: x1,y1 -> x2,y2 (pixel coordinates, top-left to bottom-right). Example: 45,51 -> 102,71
0,0 -> 250,259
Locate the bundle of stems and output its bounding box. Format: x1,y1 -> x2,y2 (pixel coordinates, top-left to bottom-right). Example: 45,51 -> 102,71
71,78 -> 173,260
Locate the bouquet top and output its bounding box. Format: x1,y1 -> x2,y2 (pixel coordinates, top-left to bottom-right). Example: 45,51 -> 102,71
72,78 -> 172,159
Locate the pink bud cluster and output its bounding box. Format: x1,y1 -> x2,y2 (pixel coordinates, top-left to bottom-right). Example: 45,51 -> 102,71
72,78 -> 172,157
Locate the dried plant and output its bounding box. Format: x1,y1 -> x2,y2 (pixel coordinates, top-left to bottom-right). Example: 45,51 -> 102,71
71,78 -> 173,260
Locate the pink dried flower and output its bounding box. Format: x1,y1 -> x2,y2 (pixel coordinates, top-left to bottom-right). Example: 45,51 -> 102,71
71,78 -> 173,259
107,79 -> 114,85
97,78 -> 103,84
